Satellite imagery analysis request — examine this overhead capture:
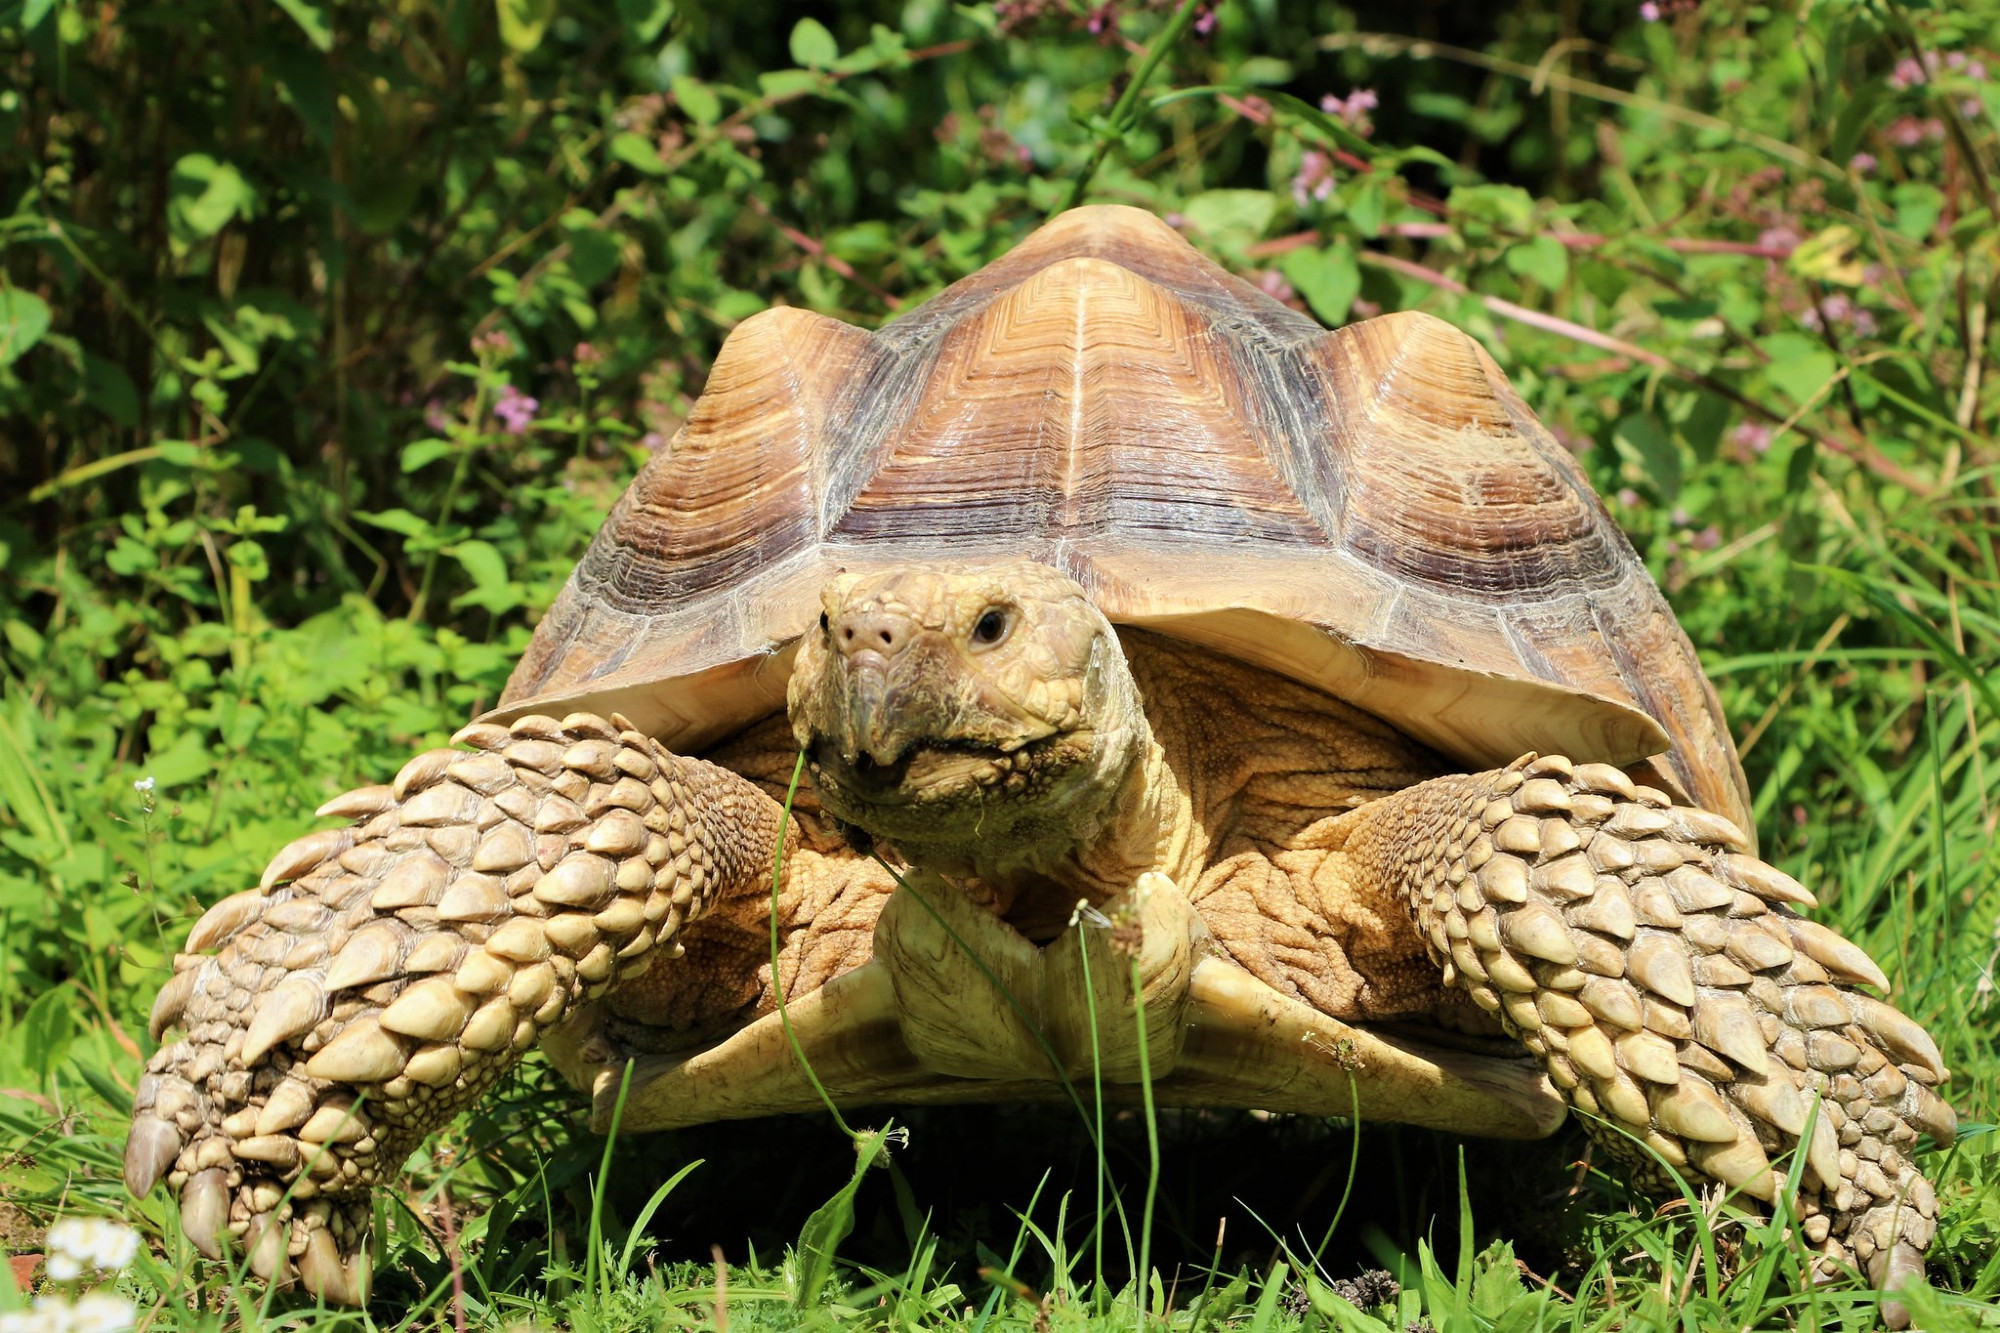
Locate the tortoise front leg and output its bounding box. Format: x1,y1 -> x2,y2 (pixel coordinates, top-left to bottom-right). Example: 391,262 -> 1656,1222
125,713 -> 788,1303
1341,755 -> 1954,1318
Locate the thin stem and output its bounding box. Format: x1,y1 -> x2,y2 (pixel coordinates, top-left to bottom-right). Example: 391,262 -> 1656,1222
1059,0 -> 1207,215
1129,955 -> 1159,1333
1070,901 -> 1117,1305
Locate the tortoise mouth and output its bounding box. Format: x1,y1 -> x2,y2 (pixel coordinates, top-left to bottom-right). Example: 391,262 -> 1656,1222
808,729 -> 1088,809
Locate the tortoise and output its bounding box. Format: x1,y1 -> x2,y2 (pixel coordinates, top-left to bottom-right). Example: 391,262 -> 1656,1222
125,204 -> 1955,1312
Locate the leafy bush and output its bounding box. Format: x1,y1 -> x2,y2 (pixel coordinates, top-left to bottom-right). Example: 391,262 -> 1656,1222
2,0 -> 1998,1326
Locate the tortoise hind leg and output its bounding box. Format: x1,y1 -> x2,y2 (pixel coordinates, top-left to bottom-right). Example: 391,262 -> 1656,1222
1342,755 -> 1954,1323
125,713 -> 788,1303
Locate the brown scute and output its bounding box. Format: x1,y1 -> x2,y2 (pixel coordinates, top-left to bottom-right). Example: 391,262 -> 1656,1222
495,204 -> 1751,841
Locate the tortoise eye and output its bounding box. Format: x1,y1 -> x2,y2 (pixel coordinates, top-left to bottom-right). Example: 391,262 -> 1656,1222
818,611 -> 830,634
971,607 -> 1011,649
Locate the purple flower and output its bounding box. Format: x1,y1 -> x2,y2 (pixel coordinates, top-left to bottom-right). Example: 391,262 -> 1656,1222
1291,149 -> 1336,207
1731,422 -> 1773,456
471,329 -> 516,360
424,399 -> 453,433
1253,270 -> 1295,303
1849,151 -> 1878,173
1690,526 -> 1722,551
1193,6 -> 1217,35
1319,89 -> 1378,129
494,384 -> 539,436
1639,1 -> 1661,19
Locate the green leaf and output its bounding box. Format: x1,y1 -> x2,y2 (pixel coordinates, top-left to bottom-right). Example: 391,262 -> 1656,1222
20,0 -> 54,30
1280,242 -> 1360,326
1504,234 -> 1568,290
1788,224 -> 1865,285
355,507 -> 435,538
1447,183 -> 1535,230
1890,183 -> 1944,242
1264,90 -> 1377,159
20,987 -> 76,1086
794,1124 -> 892,1306
495,0 -> 552,53
268,43 -> 335,145
447,539 -> 509,592
82,352 -> 138,425
169,154 -> 257,240
672,75 -> 721,126
757,68 -> 823,100
0,703 -> 67,856
400,438 -> 452,472
788,17 -> 837,69
615,0 -> 672,43
0,287 -> 51,367
270,0 -> 332,51
610,131 -> 669,176
1757,332 -> 1838,407
1179,190 -> 1275,257
1613,412 -> 1681,501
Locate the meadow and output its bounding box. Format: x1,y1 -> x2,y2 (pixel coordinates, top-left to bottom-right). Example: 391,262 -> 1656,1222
1,0 -> 1998,1328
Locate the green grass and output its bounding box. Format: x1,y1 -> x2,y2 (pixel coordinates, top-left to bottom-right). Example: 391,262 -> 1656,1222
6,0 -> 2000,1328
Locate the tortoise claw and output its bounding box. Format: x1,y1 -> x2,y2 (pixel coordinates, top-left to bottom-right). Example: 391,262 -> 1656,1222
180,1168 -> 229,1260
123,1113 -> 181,1198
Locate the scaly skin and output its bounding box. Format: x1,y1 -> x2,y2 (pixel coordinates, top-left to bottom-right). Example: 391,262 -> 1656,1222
1342,754 -> 1955,1316
132,564 -> 1955,1313
125,712 -> 786,1302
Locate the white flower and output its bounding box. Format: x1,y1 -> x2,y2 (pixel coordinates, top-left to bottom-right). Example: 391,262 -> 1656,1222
66,1294 -> 135,1333
132,777 -> 155,794
44,1217 -> 141,1279
0,1294 -> 137,1333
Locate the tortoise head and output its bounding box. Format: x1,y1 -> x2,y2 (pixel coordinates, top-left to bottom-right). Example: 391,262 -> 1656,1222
788,561 -> 1146,866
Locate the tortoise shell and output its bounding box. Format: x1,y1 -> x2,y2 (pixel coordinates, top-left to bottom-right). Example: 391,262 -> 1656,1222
497,205 -> 1752,838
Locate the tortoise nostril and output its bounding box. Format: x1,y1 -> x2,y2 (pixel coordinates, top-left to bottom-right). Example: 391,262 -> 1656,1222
833,607 -> 918,660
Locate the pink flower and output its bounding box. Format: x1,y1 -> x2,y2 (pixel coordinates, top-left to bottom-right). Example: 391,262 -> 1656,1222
1639,1 -> 1661,19
1886,116 -> 1929,146
1889,56 -> 1927,89
574,341 -> 603,367
1849,151 -> 1877,173
494,385 -> 539,436
1319,89 -> 1378,132
1730,422 -> 1773,456
1193,6 -> 1217,35
1964,98 -> 1985,118
1253,270 -> 1295,303
471,329 -> 515,360
1291,150 -> 1336,207
423,399 -> 453,433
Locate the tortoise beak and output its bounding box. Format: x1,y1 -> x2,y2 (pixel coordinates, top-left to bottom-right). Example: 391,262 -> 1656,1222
843,652 -> 913,769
